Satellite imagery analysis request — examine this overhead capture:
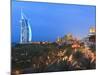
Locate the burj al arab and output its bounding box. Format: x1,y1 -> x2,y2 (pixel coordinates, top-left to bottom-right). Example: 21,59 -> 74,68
20,10 -> 32,43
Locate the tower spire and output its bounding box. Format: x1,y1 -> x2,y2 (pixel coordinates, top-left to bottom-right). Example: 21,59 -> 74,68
21,8 -> 24,19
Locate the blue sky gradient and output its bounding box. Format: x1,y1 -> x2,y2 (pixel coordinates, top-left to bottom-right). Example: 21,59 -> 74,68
11,1 -> 96,42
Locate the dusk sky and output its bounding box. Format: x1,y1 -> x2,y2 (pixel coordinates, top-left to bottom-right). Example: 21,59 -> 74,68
11,1 -> 96,42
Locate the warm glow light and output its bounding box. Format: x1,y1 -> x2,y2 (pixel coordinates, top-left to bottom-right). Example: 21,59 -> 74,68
90,27 -> 96,33
15,70 -> 20,75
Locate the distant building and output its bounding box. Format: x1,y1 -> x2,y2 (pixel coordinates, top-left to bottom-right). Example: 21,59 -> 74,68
56,37 -> 62,43
81,27 -> 96,47
56,37 -> 62,45
56,33 -> 74,45
66,33 -> 73,41
20,10 -> 32,43
88,27 -> 96,43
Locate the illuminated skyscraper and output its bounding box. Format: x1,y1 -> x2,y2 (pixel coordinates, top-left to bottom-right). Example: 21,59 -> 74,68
20,10 -> 32,43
